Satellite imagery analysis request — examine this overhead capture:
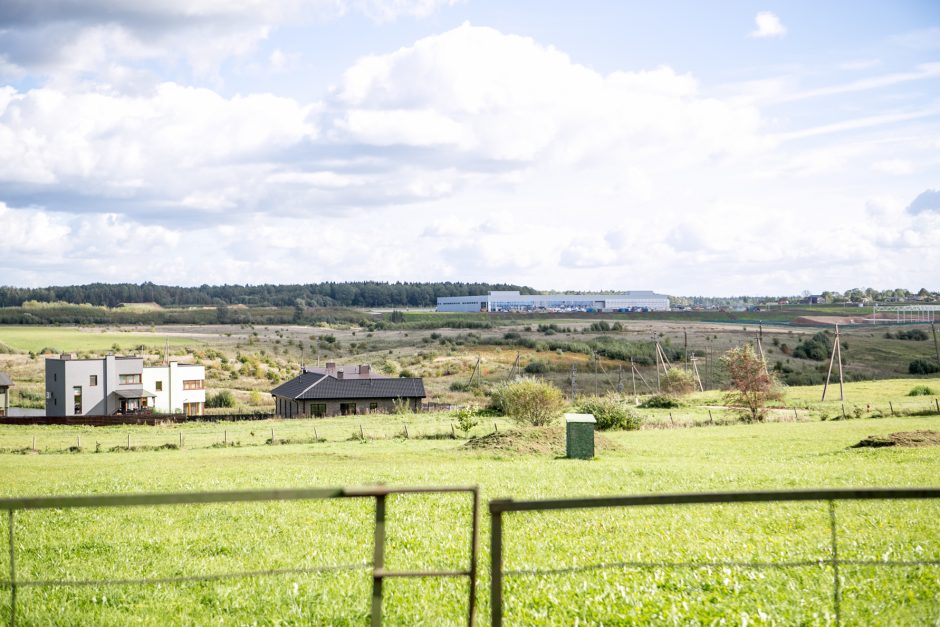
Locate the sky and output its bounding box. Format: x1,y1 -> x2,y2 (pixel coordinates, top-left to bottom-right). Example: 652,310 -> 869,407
0,1 -> 938,295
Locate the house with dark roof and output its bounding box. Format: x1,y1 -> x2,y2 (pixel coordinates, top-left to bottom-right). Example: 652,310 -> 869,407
270,364 -> 425,417
0,372 -> 12,417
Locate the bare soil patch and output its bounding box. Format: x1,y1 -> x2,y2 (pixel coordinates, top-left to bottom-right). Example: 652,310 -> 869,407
794,315 -> 876,326
851,430 -> 940,449
463,424 -> 618,456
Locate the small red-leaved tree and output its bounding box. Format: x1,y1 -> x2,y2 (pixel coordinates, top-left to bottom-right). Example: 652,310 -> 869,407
721,344 -> 783,423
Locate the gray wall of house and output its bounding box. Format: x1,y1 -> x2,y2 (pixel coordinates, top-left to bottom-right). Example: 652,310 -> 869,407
0,387 -> 8,416
273,396 -> 421,418
46,356 -> 144,416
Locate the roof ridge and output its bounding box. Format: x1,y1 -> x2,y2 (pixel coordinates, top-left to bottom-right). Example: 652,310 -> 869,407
295,372 -> 327,398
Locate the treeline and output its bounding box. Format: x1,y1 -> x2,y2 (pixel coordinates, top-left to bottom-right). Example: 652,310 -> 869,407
0,282 -> 537,309
0,305 -> 372,327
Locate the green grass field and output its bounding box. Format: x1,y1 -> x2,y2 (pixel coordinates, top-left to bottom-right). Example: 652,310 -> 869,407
0,326 -> 197,353
0,407 -> 938,624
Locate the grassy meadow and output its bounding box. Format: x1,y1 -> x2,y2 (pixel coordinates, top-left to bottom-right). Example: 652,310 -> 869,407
0,406 -> 939,623
0,319 -> 938,623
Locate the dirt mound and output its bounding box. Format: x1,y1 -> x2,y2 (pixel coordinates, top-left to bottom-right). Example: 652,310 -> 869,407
794,315 -> 876,326
852,430 -> 940,449
463,424 -> 618,456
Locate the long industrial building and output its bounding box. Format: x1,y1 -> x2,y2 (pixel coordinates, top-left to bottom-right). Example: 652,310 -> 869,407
436,290 -> 670,313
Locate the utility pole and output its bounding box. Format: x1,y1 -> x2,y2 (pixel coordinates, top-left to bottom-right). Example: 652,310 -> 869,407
821,325 -> 845,402
630,358 -> 637,397
683,329 -> 688,365
593,351 -> 598,396
932,322 -> 940,372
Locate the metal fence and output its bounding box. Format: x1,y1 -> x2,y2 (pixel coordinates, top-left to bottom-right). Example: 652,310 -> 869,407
489,487 -> 940,626
0,485 -> 479,627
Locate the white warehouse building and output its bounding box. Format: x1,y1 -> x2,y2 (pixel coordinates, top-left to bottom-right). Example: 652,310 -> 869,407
436,290 -> 670,313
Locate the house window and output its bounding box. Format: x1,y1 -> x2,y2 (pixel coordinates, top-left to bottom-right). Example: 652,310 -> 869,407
155,381 -> 163,391
73,386 -> 82,415
369,402 -> 379,412
119,373 -> 142,385
340,402 -> 356,416
183,380 -> 204,390
310,403 -> 326,417
89,375 -> 98,387
183,402 -> 203,417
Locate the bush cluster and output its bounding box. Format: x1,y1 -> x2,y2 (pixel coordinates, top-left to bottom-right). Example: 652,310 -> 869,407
908,385 -> 937,397
205,390 -> 236,408
639,394 -> 680,409
575,396 -> 641,431
909,359 -> 940,375
489,377 -> 566,427
885,329 -> 928,341
660,368 -> 696,397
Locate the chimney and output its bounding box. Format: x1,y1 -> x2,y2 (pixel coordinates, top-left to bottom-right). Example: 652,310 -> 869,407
360,364 -> 370,377
337,371 -> 344,379
326,362 -> 336,375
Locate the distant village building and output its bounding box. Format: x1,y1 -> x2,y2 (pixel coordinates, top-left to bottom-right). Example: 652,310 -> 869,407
271,363 -> 425,417
436,290 -> 670,313
45,355 -> 206,417
0,372 -> 12,417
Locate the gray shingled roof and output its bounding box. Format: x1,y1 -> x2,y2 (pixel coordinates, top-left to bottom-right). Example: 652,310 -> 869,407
0,372 -> 12,387
271,372 -> 425,400
270,372 -> 325,398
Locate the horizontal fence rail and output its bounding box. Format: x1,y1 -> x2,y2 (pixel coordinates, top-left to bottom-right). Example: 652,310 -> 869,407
0,485 -> 479,627
489,488 -> 940,627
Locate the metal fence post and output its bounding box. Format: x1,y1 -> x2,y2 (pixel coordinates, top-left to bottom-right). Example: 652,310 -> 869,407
8,510 -> 16,627
490,508 -> 503,627
828,500 -> 841,627
371,494 -> 386,627
467,488 -> 479,627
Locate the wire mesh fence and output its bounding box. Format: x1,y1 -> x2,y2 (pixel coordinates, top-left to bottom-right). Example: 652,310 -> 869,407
0,485 -> 479,627
0,414 -> 517,454
488,488 -> 940,626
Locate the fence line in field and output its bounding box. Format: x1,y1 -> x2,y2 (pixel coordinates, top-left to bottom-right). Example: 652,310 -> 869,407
488,488 -> 940,627
1,396 -> 937,454
0,486 -> 480,627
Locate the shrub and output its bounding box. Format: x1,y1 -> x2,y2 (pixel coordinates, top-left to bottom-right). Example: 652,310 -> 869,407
660,368 -> 696,397
205,390 -> 236,408
575,396 -> 641,431
639,394 -> 679,409
452,406 -> 480,435
489,377 -> 566,427
392,397 -> 413,415
524,360 -> 548,374
909,359 -> 940,375
908,385 -> 937,396
792,332 -> 831,361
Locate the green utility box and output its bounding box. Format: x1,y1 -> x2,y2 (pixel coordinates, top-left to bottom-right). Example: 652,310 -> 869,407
565,413 -> 596,459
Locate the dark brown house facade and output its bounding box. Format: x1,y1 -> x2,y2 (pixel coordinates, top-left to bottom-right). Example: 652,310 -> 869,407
270,366 -> 425,417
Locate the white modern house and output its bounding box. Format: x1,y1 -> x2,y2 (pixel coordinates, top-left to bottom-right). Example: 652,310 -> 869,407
45,355 -> 205,417
0,372 -> 11,417
143,362 -> 206,417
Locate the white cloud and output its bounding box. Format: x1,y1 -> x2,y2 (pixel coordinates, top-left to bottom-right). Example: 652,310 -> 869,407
0,0 -> 456,79
336,24 -> 764,164
0,83 -> 317,200
2,20 -> 939,293
871,159 -> 914,175
749,12 -> 787,39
